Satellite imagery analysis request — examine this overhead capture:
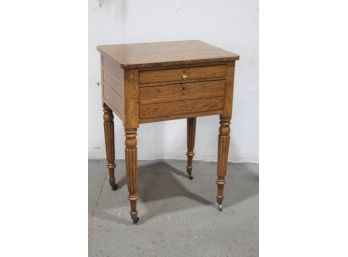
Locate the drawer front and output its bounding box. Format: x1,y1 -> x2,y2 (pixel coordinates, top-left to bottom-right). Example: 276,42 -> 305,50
139,65 -> 226,85
140,97 -> 224,119
139,80 -> 225,104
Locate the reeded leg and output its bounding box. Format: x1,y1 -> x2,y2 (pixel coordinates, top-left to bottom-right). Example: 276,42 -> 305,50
186,117 -> 196,180
125,128 -> 139,224
216,115 -> 231,211
103,103 -> 118,191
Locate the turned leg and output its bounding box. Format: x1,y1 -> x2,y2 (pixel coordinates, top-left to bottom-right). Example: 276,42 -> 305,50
125,128 -> 139,224
186,117 -> 196,180
216,115 -> 231,211
103,103 -> 118,191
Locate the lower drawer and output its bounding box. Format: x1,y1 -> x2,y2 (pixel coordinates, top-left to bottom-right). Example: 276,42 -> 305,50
139,97 -> 224,119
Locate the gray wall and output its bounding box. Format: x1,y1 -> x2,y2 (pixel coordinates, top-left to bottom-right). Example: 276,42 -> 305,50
89,0 -> 259,162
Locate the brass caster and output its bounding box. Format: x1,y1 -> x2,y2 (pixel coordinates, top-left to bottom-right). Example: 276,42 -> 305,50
132,217 -> 140,224
187,167 -> 193,180
218,204 -> 223,212
110,183 -> 118,191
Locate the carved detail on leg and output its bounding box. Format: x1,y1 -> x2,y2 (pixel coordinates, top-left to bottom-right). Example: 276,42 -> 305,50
216,115 -> 231,211
186,117 -> 196,180
125,128 -> 139,224
103,104 -> 117,191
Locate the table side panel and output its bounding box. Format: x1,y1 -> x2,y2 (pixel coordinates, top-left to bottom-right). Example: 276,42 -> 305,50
103,55 -> 124,81
103,85 -> 123,118
101,54 -> 125,121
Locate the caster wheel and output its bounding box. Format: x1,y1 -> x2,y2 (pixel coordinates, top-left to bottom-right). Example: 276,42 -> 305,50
218,204 -> 223,212
132,217 -> 140,224
187,168 -> 193,180
110,183 -> 118,191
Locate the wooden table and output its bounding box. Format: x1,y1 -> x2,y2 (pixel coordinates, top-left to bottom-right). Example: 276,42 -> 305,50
97,40 -> 239,223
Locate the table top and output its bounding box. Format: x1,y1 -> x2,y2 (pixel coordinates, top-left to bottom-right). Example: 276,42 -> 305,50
97,40 -> 239,69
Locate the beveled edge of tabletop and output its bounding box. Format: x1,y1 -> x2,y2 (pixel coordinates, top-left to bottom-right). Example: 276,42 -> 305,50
97,40 -> 240,69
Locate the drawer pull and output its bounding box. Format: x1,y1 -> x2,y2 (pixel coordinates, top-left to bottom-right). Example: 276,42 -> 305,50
182,74 -> 188,80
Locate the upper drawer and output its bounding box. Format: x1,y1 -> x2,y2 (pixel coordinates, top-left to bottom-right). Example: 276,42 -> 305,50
139,64 -> 226,85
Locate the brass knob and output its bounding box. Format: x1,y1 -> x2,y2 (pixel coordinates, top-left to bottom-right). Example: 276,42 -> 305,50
182,74 -> 188,80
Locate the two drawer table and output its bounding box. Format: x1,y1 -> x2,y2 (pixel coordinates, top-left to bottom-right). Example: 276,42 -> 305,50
97,40 -> 239,223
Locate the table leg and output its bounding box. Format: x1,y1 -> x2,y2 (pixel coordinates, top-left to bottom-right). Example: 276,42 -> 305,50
216,115 -> 231,211
103,103 -> 118,191
125,128 -> 139,224
186,117 -> 196,180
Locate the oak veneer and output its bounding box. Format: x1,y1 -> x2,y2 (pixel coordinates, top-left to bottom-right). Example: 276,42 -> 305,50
97,40 -> 239,223
139,64 -> 226,84
186,117 -> 196,180
139,80 -> 226,104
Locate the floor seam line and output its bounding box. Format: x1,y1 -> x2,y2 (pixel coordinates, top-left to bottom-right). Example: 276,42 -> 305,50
91,170 -> 108,218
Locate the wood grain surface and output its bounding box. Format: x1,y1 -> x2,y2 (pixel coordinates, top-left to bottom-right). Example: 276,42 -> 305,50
139,64 -> 226,84
97,40 -> 239,68
139,97 -> 224,119
139,80 -> 225,104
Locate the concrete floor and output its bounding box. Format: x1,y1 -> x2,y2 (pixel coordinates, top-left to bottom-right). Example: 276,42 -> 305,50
89,160 -> 258,257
